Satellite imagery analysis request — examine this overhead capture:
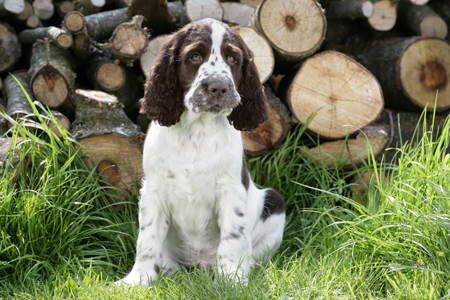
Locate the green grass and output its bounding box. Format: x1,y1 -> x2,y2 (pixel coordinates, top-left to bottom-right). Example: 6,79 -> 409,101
1,84 -> 450,298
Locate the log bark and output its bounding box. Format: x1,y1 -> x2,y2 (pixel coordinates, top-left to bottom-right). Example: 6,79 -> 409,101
45,110 -> 71,138
4,74 -> 35,128
250,0 -> 327,67
32,0 -> 54,21
222,2 -> 254,25
320,0 -> 374,19
71,89 -> 144,197
126,0 -> 177,36
428,1 -> 450,26
99,15 -> 149,67
242,87 -> 291,156
0,0 -> 25,15
28,39 -> 76,110
73,29 -> 91,61
284,51 -> 384,140
77,0 -> 105,16
84,7 -> 128,41
167,1 -> 189,27
233,26 -> 274,83
322,19 -> 361,48
56,1 -> 76,19
305,125 -> 389,168
20,26 -> 73,49
0,22 -> 22,73
0,137 -> 24,182
397,2 -> 447,38
140,34 -> 170,79
367,0 -> 397,31
5,1 -> 33,22
344,36 -> 450,112
184,0 -> 223,22
241,0 -> 262,8
63,11 -> 86,33
0,98 -> 7,136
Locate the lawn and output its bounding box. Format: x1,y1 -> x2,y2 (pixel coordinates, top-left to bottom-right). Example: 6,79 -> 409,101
1,96 -> 450,299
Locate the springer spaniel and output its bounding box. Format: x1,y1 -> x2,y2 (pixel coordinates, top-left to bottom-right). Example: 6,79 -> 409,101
118,18 -> 286,286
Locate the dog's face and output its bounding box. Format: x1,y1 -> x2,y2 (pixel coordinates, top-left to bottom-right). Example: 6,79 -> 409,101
140,19 -> 268,131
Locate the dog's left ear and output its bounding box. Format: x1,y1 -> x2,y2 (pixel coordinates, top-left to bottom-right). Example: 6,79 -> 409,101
228,40 -> 268,132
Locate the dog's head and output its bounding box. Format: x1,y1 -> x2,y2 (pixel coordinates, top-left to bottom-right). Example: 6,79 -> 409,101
140,19 -> 268,131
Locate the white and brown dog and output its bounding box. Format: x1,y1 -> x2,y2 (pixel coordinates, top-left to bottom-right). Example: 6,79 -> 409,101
118,18 -> 286,286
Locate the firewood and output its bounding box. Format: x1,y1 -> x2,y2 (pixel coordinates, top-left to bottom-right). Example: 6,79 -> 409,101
344,36 -> 450,112
396,0 -> 428,5
7,1 -> 33,22
367,0 -> 397,31
28,39 -> 76,110
0,0 -> 25,15
76,0 -> 105,16
320,0 -> 374,20
234,26 -> 274,83
241,0 -> 262,8
63,11 -> 85,33
99,15 -> 149,67
0,136 -> 24,182
4,74 -> 35,129
84,7 -> 128,41
126,0 -> 177,36
184,0 -> 223,22
20,26 -> 73,49
71,89 -> 144,197
32,0 -> 54,21
428,1 -> 450,25
56,1 -> 76,18
116,0 -> 132,8
140,34 -> 170,79
250,0 -> 327,67
282,51 -> 384,140
222,2 -> 254,25
45,110 -> 70,138
322,19 -> 361,47
26,14 -> 42,29
397,3 -> 447,38
0,22 -> 22,74
351,170 -> 385,206
0,98 -> 7,136
167,1 -> 189,27
306,125 -> 389,168
242,87 -> 290,156
73,29 -> 91,60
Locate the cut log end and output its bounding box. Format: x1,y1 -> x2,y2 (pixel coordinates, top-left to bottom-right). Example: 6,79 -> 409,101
420,16 -> 448,38
32,67 -> 69,108
362,1 -> 374,18
0,22 -> 21,73
64,12 -> 85,32
96,62 -> 126,91
76,89 -> 119,105
368,0 -> 397,31
222,2 -> 255,26
56,32 -> 73,48
400,38 -> 450,111
112,26 -> 147,56
185,0 -> 224,22
140,35 -> 170,79
2,0 -> 25,14
288,51 -> 384,139
46,111 -> 70,138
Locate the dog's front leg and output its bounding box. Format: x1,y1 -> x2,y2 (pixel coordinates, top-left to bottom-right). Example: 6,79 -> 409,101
216,189 -> 251,282
118,188 -> 170,287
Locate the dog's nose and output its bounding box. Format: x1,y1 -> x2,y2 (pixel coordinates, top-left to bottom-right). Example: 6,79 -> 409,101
208,82 -> 228,98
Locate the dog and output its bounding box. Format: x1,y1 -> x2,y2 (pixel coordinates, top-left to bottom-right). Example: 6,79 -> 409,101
118,18 -> 286,286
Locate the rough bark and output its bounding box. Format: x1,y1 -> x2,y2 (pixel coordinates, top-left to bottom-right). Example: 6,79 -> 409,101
428,1 -> 450,25
367,0 -> 397,31
28,39 -> 76,110
250,0 -> 327,69
184,0 -> 223,22
140,34 -> 170,79
233,26 -> 274,83
241,87 -> 291,156
306,125 -> 389,167
71,89 -> 144,197
284,51 -> 384,140
32,0 -> 55,21
4,74 -> 35,128
77,0 -> 105,16
0,22 -> 22,73
321,19 -> 361,48
99,15 -> 149,67
127,0 -> 177,36
222,2 -> 255,25
19,26 -> 73,49
320,0 -> 374,19
397,2 -> 447,38
84,7 -> 129,41
0,0 -> 25,15
343,36 -> 450,112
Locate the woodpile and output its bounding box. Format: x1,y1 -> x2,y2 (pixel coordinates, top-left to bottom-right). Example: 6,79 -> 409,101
1,0 -> 450,195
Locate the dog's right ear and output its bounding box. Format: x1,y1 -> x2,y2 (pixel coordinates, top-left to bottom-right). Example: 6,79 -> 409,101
139,30 -> 187,127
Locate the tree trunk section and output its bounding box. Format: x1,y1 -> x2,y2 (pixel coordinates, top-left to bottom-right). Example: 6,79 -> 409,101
397,2 -> 447,38
241,0 -> 263,8
428,1 -> 450,26
306,125 -> 389,168
71,89 -> 144,198
167,1 -> 189,27
56,1 -> 76,19
233,26 -> 274,84
28,39 -> 76,110
99,15 -> 149,66
32,0 -> 55,21
242,87 -> 290,156
126,0 -> 177,36
26,15 -> 42,29
0,22 -> 22,73
222,2 -> 255,25
84,7 -> 129,41
395,0 -> 429,5
19,26 -> 73,49
250,0 -> 327,67
77,0 -> 105,16
140,34 -> 170,79
367,0 -> 397,31
63,11 -> 86,33
0,0 -> 25,15
320,0 -> 374,19
184,0 -> 223,22
344,36 -> 450,112
4,74 -> 35,128
45,110 -> 71,138
285,51 -> 384,140
73,29 -> 91,61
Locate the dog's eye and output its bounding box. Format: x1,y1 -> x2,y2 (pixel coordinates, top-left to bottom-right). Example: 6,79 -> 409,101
191,53 -> 201,61
227,55 -> 235,63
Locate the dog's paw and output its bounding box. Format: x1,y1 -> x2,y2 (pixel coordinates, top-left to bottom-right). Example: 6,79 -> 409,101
115,272 -> 151,288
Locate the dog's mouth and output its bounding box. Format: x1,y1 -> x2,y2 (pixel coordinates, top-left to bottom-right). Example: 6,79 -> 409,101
206,104 -> 223,114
